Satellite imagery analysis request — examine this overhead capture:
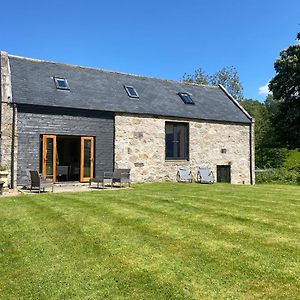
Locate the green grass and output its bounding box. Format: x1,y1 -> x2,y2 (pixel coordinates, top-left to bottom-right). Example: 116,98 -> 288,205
0,183 -> 299,299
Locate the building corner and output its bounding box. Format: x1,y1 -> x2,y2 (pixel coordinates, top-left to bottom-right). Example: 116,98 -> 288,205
0,51 -> 18,189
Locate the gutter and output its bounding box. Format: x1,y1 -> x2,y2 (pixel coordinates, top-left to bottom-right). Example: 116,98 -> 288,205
0,52 -> 2,155
249,121 -> 253,185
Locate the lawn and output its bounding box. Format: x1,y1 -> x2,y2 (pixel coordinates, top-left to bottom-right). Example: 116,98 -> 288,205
0,183 -> 299,299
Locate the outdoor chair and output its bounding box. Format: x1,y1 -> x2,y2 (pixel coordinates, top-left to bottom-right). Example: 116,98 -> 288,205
29,170 -> 54,192
56,166 -> 70,181
0,181 -> 4,195
89,172 -> 113,189
176,167 -> 193,182
196,167 -> 215,184
112,169 -> 131,187
89,169 -> 131,188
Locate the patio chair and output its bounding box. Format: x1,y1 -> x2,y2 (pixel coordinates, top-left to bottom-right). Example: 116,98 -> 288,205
197,167 -> 215,184
176,167 -> 193,182
56,165 -> 70,181
0,181 -> 4,195
89,172 -> 113,188
112,169 -> 131,187
29,170 -> 54,192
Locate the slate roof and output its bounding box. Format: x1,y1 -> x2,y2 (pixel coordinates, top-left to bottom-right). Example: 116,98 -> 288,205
8,55 -> 252,124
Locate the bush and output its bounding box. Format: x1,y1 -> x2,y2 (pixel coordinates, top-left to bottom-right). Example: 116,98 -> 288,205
283,149 -> 300,171
256,148 -> 289,169
256,168 -> 299,185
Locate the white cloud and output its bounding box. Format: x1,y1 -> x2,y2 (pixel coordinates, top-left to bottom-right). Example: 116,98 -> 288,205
258,82 -> 271,96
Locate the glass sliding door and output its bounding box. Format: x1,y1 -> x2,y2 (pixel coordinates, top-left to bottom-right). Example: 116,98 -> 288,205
42,135 -> 57,182
80,137 -> 94,182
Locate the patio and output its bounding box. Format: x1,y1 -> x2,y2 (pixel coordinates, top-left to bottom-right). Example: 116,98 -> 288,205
16,181 -> 127,195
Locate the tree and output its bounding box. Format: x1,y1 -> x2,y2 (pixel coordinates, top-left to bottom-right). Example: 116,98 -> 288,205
240,99 -> 286,168
182,66 -> 243,101
269,32 -> 300,149
210,67 -> 243,101
182,68 -> 209,85
241,99 -> 273,148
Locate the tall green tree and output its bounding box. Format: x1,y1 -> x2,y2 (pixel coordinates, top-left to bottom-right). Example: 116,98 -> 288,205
241,99 -> 274,148
240,99 -> 287,168
269,32 -> 300,148
182,66 -> 243,101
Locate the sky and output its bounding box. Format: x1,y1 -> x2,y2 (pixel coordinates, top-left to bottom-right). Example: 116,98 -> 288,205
1,0 -> 299,101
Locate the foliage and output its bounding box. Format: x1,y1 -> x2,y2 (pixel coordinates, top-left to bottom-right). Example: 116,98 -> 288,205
241,99 -> 275,147
256,148 -> 288,169
182,66 -> 243,101
283,149 -> 300,172
269,32 -> 300,148
0,183 -> 300,299
210,66 -> 244,101
256,168 -> 299,185
182,67 -> 209,85
240,99 -> 285,168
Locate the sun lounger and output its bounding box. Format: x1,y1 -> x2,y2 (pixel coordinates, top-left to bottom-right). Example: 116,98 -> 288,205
197,167 -> 214,184
176,167 -> 193,182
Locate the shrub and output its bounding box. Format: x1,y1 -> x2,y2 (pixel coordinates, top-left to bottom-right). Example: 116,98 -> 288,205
256,148 -> 289,169
256,168 -> 299,185
284,149 -> 300,172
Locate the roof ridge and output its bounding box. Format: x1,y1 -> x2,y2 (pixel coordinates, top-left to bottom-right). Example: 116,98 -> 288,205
7,53 -> 219,89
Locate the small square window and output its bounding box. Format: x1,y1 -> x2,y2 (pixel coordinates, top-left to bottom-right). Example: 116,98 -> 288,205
124,85 -> 139,98
178,93 -> 194,105
54,77 -> 70,90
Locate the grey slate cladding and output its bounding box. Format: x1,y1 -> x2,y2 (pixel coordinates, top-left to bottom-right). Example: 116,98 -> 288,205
9,56 -> 251,124
17,105 -> 114,186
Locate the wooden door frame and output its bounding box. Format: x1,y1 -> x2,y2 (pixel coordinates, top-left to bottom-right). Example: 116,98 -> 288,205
42,135 -> 57,182
80,136 -> 94,182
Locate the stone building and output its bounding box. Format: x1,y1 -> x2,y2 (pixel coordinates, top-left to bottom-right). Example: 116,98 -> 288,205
0,51 -> 254,188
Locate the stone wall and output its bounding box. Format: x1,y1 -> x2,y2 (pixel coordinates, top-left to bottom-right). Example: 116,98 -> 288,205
0,51 -> 17,188
115,114 -> 254,184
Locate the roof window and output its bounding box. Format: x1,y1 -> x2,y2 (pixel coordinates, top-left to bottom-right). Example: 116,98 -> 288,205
54,77 -> 70,90
178,92 -> 194,105
124,85 -> 139,98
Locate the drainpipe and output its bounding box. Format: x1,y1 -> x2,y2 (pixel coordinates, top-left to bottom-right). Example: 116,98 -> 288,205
0,53 -> 2,160
249,123 -> 253,185
11,103 -> 16,189
249,119 -> 255,185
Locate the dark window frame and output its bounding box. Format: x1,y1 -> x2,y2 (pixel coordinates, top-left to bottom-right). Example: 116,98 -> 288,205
124,85 -> 139,98
178,92 -> 195,105
165,122 -> 189,161
54,77 -> 70,90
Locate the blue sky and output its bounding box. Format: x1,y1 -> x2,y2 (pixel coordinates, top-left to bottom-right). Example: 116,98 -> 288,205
1,0 -> 299,101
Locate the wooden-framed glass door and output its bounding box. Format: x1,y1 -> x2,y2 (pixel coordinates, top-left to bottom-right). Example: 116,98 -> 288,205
42,135 -> 57,182
80,136 -> 94,182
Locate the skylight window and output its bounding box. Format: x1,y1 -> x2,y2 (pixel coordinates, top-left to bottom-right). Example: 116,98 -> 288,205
178,92 -> 195,105
124,85 -> 139,98
54,77 -> 70,90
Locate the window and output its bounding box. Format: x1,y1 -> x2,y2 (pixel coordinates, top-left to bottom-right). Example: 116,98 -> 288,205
165,122 -> 189,160
178,92 -> 194,104
124,85 -> 139,98
54,77 -> 70,90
